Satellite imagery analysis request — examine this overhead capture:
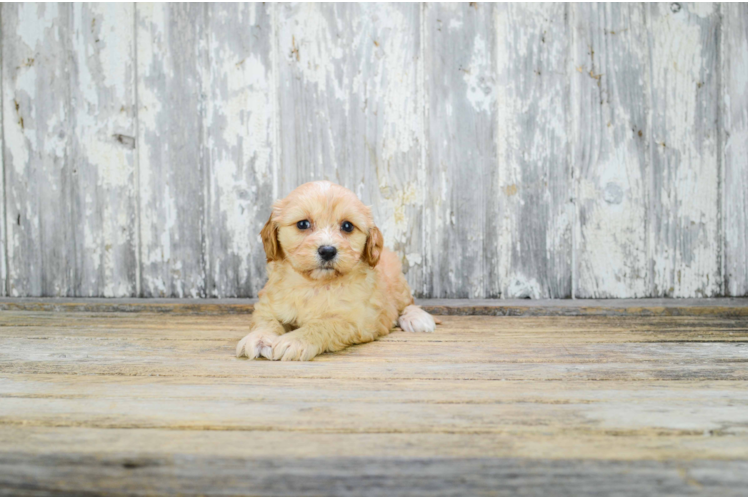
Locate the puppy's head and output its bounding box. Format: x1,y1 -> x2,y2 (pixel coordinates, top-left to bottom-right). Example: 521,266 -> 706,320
261,181 -> 383,280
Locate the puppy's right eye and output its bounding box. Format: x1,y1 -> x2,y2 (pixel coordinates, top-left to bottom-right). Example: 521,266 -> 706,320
296,220 -> 311,230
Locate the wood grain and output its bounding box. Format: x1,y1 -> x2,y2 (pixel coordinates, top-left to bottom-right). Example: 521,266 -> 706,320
1,451 -> 745,496
136,3 -> 208,298
276,3 -> 425,290
723,3 -> 748,296
497,3 -> 572,299
2,4 -> 75,296
2,297 -> 748,316
0,309 -> 747,494
0,26 -> 5,297
423,3 -> 499,299
572,3 -> 650,298
205,3 -> 275,297
649,3 -> 721,298
1,4 -> 748,299
69,4 -> 138,298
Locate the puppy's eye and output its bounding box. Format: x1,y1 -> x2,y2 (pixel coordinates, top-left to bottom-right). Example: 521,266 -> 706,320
341,221 -> 354,233
296,220 -> 311,230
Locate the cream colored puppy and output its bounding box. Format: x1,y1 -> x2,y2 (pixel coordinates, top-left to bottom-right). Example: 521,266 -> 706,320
236,181 -> 436,361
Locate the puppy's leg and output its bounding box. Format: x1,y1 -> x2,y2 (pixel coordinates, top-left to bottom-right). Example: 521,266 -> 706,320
236,309 -> 285,359
398,305 -> 436,333
271,321 -> 369,361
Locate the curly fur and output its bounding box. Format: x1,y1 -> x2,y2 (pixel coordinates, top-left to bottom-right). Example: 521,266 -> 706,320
236,181 -> 436,361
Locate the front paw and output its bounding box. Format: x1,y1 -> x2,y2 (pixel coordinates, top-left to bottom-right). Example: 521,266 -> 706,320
398,305 -> 436,333
271,333 -> 321,361
236,330 -> 278,359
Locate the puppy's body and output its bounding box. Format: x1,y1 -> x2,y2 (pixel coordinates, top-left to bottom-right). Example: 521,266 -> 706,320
237,181 -> 435,361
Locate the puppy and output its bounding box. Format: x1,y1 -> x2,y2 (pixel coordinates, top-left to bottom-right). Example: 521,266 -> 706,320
236,181 -> 436,361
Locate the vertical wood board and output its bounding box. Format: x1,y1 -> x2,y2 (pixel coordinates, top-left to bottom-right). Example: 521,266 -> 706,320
648,2 -> 721,297
497,3 -> 572,299
2,4 -> 75,296
136,3 -> 208,298
205,3 -> 275,297
571,3 -> 650,298
723,3 -> 748,296
423,3 -> 499,299
69,3 -> 138,297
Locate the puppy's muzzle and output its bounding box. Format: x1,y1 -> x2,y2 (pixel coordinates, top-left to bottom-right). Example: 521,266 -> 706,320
318,245 -> 337,262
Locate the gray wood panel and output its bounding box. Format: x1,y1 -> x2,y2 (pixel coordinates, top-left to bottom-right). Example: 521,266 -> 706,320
2,453 -> 746,496
276,3 -> 425,290
2,4 -> 138,298
648,2 -> 721,297
205,3 -> 275,297
423,3 -> 499,299
1,310 -> 748,495
497,3 -> 572,299
723,3 -> 748,296
69,4 -> 139,297
2,4 -> 75,296
1,3 -> 747,299
136,3 -> 208,298
572,3 -> 650,298
0,35 -> 5,297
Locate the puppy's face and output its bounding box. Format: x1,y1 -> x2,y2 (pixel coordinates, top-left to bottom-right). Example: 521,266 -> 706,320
261,181 -> 383,280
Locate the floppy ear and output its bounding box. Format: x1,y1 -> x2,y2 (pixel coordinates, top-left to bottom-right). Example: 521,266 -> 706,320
363,226 -> 384,267
260,213 -> 283,262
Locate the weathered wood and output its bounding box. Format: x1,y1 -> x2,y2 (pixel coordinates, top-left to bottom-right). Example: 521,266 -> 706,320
649,3 -> 721,297
2,297 -> 748,316
1,452 -> 745,496
497,3 -> 572,299
571,3 -> 650,298
276,3 -> 425,290
2,4 -> 75,296
69,4 -> 138,297
2,313 -> 748,382
1,310 -> 748,494
423,3 -> 499,299
136,3 -> 208,298
2,3 -> 748,300
205,3 -> 275,298
0,28 -> 5,297
1,424 -> 746,462
1,4 -> 138,298
723,3 -> 748,297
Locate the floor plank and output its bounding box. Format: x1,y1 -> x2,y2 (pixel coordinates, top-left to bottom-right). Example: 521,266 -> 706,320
0,309 -> 746,495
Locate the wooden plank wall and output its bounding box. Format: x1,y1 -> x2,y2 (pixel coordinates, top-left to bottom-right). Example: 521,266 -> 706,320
1,2 -> 746,299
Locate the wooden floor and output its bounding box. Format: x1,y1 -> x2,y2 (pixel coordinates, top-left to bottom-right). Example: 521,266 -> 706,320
1,301 -> 748,495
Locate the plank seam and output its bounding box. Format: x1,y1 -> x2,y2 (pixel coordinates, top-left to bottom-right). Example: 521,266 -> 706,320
419,2 -> 428,298
0,3 -> 8,297
133,2 -> 143,299
717,2 -> 726,297
643,4 -> 653,297
270,3 -> 281,203
568,3 -> 577,300
644,4 -> 656,297
201,3 -> 212,298
64,5 -> 75,297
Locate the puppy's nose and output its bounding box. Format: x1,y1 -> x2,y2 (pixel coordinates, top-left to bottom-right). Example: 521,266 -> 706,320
318,245 -> 337,261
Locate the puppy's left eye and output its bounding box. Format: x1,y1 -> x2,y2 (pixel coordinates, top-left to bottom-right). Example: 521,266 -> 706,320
341,221 -> 354,233
297,220 -> 311,230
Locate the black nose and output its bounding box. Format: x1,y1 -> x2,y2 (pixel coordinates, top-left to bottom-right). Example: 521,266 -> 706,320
318,245 -> 337,261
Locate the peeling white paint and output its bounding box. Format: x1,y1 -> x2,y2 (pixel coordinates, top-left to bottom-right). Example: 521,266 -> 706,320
649,3 -> 720,297
1,3 -> 744,299
463,33 -> 495,113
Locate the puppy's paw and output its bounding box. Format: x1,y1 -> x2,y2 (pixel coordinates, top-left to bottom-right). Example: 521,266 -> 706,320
398,305 -> 436,333
271,333 -> 321,361
236,330 -> 278,359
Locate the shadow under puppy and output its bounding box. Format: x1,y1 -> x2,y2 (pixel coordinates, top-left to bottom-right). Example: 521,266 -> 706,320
236,181 -> 436,361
